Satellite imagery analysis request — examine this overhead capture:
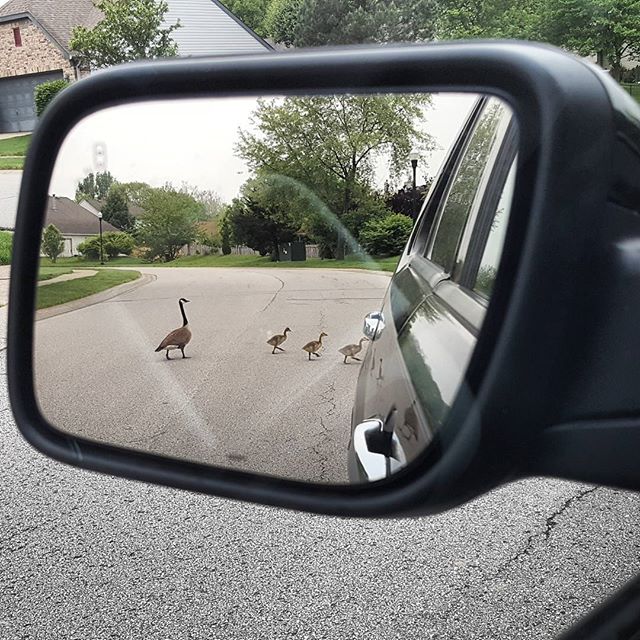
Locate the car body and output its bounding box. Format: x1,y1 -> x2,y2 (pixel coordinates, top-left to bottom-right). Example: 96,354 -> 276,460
349,95 -> 518,482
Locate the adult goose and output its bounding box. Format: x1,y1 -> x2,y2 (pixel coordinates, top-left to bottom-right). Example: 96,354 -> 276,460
155,298 -> 192,359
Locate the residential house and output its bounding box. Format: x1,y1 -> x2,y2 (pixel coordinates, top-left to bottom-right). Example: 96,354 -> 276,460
0,0 -> 272,133
45,195 -> 118,257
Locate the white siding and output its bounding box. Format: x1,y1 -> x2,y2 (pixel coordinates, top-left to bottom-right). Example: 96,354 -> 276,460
164,0 -> 270,57
0,170 -> 21,230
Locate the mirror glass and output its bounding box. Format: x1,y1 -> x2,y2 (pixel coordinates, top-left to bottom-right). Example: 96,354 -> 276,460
33,92 -> 517,484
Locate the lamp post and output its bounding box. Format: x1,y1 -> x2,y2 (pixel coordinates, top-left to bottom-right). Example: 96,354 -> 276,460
97,211 -> 104,265
409,150 -> 420,190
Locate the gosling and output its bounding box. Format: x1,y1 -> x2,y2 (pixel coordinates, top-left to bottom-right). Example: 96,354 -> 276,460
267,327 -> 292,354
338,337 -> 369,364
302,332 -> 328,360
155,297 -> 192,360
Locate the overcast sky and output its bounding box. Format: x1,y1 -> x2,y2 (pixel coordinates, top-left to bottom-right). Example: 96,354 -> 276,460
50,93 -> 478,202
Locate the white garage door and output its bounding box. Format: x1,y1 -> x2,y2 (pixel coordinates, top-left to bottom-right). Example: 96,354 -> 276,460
0,71 -> 63,133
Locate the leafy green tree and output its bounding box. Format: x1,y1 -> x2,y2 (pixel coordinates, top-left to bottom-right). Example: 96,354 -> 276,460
226,176 -> 302,260
137,187 -> 202,261
41,224 -> 65,263
178,183 -> 224,220
118,181 -> 153,207
237,94 -> 432,257
544,0 -> 640,79
264,0 -> 303,46
34,80 -> 70,117
101,187 -> 134,231
360,213 -> 413,256
294,0 -> 437,47
436,0 -> 544,40
75,171 -> 115,201
223,0 -> 271,36
70,0 -> 180,69
220,215 -> 233,255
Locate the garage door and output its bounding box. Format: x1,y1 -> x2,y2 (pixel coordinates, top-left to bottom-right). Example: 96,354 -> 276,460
0,71 -> 63,133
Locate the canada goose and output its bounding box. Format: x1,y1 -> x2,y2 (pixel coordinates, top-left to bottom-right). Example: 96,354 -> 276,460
302,332 -> 328,360
267,327 -> 292,354
155,298 -> 192,360
338,337 -> 369,364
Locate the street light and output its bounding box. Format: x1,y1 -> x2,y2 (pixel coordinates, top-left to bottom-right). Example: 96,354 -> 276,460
408,150 -> 420,190
97,211 -> 104,265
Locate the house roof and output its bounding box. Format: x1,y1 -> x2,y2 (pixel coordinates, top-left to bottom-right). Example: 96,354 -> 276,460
0,0 -> 271,56
0,0 -> 102,51
46,196 -> 119,235
81,197 -> 145,218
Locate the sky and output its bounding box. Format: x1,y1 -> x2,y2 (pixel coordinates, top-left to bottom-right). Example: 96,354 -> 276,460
50,93 -> 479,203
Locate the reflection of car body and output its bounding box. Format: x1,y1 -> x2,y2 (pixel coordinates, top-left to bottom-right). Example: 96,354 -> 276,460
349,95 -> 518,482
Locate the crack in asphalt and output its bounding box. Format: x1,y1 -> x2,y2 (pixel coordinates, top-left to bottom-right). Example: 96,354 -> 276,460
311,378 -> 337,481
496,486 -> 600,575
259,273 -> 286,312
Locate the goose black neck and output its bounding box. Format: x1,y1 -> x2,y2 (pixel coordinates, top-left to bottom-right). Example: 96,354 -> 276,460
179,300 -> 188,326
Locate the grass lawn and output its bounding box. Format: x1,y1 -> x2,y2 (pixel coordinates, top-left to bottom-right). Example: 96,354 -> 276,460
38,266 -> 74,282
0,134 -> 31,157
36,269 -> 140,310
0,157 -> 24,170
41,254 -> 400,272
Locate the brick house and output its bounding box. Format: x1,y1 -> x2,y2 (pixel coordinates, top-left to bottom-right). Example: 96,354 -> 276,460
0,0 -> 272,134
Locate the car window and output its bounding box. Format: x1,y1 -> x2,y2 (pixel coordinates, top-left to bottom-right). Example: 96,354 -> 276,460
427,99 -> 510,275
473,160 -> 517,298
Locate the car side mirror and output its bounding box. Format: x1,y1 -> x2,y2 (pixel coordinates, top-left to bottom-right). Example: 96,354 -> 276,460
9,42 -> 640,517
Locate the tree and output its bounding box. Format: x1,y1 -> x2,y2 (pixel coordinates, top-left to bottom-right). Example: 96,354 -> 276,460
237,94 -> 432,257
75,171 -> 115,201
41,225 -> 65,263
294,0 -> 437,47
101,187 -> 134,231
264,0 -> 303,46
222,0 -> 271,36
226,176 -> 302,260
178,183 -> 224,220
387,181 -> 431,220
544,0 -> 640,80
137,187 -> 202,261
69,0 -> 180,69
34,80 -> 70,117
220,215 -> 232,255
436,0 -> 544,41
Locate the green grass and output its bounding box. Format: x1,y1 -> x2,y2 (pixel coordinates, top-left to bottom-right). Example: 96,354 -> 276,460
38,266 -> 74,282
40,253 -> 400,272
0,231 -> 12,265
36,269 -> 140,310
621,83 -> 640,102
0,134 -> 31,157
0,156 -> 24,170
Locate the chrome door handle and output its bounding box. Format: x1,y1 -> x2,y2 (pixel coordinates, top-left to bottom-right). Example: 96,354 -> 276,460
352,419 -> 388,482
363,311 -> 385,341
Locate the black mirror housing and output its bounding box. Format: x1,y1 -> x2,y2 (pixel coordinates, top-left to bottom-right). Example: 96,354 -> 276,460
9,41 -> 640,517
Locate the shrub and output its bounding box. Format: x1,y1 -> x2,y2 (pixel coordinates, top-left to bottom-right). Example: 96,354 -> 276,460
41,224 -> 65,263
0,231 -> 12,265
360,214 -> 414,257
34,80 -> 70,117
78,232 -> 135,260
77,236 -> 106,261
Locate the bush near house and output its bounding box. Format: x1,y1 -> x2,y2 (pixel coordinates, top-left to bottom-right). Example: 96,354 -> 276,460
41,224 -> 65,263
77,232 -> 135,260
34,80 -> 70,117
360,214 -> 414,257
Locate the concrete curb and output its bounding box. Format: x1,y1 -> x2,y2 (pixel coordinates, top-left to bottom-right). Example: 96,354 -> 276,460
36,272 -> 155,322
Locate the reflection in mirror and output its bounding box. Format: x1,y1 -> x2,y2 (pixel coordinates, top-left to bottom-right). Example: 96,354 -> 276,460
34,92 -> 517,485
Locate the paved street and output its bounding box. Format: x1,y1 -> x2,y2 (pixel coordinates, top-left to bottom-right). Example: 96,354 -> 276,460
1,266 -> 639,638
34,267 -> 390,483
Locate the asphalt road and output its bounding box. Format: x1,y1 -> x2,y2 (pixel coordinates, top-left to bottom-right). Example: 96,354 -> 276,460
3,267 -> 640,638
34,268 -> 390,483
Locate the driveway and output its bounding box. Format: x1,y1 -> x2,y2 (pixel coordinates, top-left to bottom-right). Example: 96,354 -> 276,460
33,267 -> 390,483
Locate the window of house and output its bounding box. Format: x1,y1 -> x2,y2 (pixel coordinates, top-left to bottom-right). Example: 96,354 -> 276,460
13,27 -> 22,47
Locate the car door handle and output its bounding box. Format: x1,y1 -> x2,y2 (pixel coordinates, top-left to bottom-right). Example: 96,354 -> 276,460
363,311 -> 385,341
352,419 -> 389,482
